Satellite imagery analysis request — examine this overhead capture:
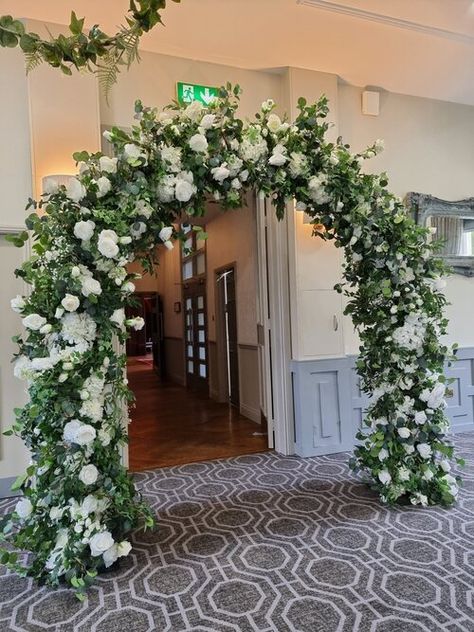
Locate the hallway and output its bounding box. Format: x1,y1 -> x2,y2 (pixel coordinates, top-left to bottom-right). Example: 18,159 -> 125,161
127,357 -> 269,470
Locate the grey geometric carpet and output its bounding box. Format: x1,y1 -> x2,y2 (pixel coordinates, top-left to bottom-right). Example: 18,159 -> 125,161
1,433 -> 474,631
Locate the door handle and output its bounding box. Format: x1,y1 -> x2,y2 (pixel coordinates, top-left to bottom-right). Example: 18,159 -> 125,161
333,315 -> 339,331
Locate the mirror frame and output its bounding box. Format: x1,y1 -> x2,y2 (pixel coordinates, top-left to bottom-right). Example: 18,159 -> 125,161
406,192 -> 474,277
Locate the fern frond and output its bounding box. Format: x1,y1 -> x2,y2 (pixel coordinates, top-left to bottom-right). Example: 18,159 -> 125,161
96,52 -> 120,101
118,25 -> 141,69
25,51 -> 43,74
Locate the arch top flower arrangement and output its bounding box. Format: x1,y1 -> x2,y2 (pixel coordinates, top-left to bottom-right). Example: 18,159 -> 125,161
2,84 -> 461,596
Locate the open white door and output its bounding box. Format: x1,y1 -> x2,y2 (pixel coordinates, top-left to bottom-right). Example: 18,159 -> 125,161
255,196 -> 294,455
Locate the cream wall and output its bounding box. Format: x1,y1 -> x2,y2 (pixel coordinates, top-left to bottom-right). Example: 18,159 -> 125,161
100,50 -> 283,128
0,48 -> 33,486
26,20 -> 101,197
206,205 -> 258,346
338,84 -> 474,352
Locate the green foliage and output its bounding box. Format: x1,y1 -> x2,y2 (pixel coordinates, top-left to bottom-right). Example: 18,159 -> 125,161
0,0 -> 181,93
2,86 -> 459,596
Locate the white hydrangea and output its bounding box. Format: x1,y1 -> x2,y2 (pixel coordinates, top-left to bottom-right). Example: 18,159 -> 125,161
308,174 -> 331,205
61,312 -> 97,346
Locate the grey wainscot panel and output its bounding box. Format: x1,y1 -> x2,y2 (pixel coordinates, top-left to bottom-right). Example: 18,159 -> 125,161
291,349 -> 474,457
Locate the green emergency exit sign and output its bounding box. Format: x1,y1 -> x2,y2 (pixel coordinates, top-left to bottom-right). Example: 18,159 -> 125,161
177,82 -> 219,106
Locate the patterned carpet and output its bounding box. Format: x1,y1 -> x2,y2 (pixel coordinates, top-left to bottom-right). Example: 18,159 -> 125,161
1,434 -> 474,632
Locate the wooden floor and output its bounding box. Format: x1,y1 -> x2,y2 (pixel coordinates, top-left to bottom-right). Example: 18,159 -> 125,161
127,356 -> 269,471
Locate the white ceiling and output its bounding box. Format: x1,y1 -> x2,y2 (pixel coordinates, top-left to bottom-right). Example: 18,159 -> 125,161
1,0 -> 474,105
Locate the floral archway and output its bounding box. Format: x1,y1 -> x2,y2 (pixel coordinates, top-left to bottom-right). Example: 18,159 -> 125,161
2,86 -> 460,596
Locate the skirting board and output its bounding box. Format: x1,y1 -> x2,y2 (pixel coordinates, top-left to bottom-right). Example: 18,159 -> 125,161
291,347 -> 474,458
240,403 -> 260,424
0,476 -> 20,499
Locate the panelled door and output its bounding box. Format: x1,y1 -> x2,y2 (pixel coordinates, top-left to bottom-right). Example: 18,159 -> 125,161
183,281 -> 208,390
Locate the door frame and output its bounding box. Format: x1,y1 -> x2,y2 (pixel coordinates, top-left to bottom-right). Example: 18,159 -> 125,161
214,262 -> 238,405
256,196 -> 294,456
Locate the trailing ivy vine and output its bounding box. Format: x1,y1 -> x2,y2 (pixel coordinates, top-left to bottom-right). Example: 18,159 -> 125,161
0,0 -> 180,93
1,86 -> 461,597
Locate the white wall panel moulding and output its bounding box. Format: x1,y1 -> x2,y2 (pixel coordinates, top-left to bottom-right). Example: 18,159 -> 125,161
297,0 -> 474,45
362,90 -> 379,116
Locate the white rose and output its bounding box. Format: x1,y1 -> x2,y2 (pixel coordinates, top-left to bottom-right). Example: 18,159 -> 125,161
127,317 -> 145,331
79,464 -> 99,486
103,544 -> 119,568
74,220 -> 95,242
269,146 -> 287,166
96,176 -> 111,198
121,281 -> 135,294
440,460 -> 451,472
15,497 -> 33,519
98,236 -> 119,259
404,444 -> 415,454
188,133 -> 208,153
158,111 -> 174,125
135,200 -> 153,219
423,469 -> 434,481
261,99 -> 275,112
414,411 -> 427,425
13,356 -> 32,380
61,294 -> 80,312
50,506 -> 63,521
63,420 -> 81,442
378,448 -> 388,461
416,443 -> 432,459
66,177 -> 86,203
267,113 -> 282,134
81,494 -> 99,515
397,427 -> 411,439
22,313 -> 47,331
184,100 -> 203,122
74,423 -> 97,446
89,531 -> 115,557
427,383 -> 446,409
31,357 -> 54,371
43,177 -> 59,195
81,277 -> 102,297
110,308 -> 125,327
398,467 -> 410,482
11,295 -> 26,313
175,179 -> 195,202
99,156 -> 118,174
200,114 -> 216,129
211,165 -> 230,183
159,226 -> 173,243
374,138 -> 385,153
123,143 -> 144,162
99,229 -> 119,243
98,428 -> 112,446
378,470 -> 392,485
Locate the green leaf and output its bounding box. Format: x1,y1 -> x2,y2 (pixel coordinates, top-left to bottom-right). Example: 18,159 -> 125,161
69,11 -> 85,36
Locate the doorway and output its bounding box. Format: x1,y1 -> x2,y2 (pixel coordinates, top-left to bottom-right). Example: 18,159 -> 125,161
125,195 -> 292,471
183,281 -> 208,391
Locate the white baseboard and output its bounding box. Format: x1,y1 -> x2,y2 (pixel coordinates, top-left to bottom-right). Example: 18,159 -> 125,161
240,402 -> 260,424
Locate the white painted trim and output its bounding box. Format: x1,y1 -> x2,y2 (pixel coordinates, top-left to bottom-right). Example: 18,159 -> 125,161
240,403 -> 260,424
0,225 -> 27,234
297,0 -> 474,45
259,197 -> 295,455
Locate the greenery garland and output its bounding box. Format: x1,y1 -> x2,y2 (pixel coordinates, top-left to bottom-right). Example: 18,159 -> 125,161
1,85 -> 461,597
0,0 -> 180,93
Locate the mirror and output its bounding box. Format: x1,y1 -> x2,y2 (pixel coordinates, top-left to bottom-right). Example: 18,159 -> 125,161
406,192 -> 474,276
